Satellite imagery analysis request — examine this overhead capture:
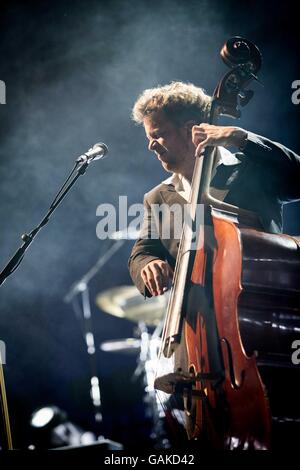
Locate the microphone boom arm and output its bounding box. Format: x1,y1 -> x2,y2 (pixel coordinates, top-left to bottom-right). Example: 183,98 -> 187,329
0,145 -> 107,287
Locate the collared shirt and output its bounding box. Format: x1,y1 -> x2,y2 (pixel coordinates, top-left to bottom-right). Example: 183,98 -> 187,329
162,146 -> 231,202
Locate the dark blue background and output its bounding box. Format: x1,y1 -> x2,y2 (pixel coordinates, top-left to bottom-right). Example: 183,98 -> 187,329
0,0 -> 299,448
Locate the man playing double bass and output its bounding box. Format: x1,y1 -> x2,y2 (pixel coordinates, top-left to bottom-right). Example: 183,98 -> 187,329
128,81 -> 300,298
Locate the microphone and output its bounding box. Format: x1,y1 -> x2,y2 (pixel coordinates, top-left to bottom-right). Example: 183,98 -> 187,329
76,142 -> 108,163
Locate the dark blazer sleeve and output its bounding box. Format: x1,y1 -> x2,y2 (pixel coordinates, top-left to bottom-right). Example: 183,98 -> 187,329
242,132 -> 300,202
128,194 -> 168,297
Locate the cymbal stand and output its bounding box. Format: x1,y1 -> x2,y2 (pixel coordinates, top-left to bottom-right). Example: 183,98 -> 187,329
133,321 -> 170,448
64,239 -> 125,432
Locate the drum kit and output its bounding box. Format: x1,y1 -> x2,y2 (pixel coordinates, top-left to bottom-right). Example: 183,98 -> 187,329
64,228 -> 171,448
97,285 -> 171,448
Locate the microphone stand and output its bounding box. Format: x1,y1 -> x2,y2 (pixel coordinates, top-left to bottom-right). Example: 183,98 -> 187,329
0,160 -> 89,286
0,150 -> 105,450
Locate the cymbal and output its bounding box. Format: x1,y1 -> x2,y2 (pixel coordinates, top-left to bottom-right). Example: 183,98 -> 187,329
110,228 -> 140,240
100,338 -> 141,354
95,285 -> 169,326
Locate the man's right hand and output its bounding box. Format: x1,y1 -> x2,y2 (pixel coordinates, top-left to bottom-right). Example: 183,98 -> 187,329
141,259 -> 174,296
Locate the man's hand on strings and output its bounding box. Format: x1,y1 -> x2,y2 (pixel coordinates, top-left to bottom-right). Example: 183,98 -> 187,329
192,123 -> 248,156
141,259 -> 174,296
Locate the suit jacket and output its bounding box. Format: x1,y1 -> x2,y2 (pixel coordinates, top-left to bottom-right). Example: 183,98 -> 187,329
129,132 -> 300,296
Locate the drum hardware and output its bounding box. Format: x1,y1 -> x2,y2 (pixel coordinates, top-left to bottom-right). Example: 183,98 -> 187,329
131,321 -> 172,449
95,280 -> 172,447
100,338 -> 141,354
96,282 -> 171,448
64,229 -> 139,438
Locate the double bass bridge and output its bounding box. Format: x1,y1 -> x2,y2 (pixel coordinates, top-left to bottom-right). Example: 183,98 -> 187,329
154,370 -> 224,398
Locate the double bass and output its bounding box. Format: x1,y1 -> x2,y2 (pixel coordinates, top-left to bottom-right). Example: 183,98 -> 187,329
154,37 -> 300,450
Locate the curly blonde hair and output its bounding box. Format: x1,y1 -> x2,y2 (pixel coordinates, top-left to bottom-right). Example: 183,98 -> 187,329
132,81 -> 211,126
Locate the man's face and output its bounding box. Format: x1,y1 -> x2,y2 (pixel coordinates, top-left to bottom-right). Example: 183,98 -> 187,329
143,111 -> 195,175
